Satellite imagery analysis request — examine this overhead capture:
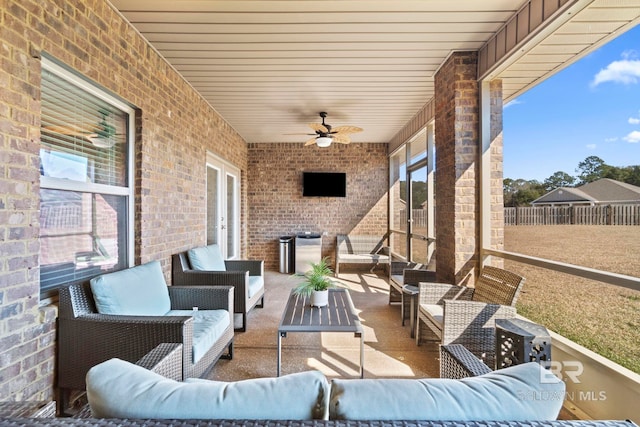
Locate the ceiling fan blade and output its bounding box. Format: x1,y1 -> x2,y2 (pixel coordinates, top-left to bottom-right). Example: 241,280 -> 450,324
304,137 -> 318,146
331,126 -> 363,134
308,123 -> 328,133
42,124 -> 91,137
332,134 -> 351,144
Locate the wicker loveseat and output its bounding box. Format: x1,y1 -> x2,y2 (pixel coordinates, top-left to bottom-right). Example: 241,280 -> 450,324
335,234 -> 390,275
56,261 -> 234,415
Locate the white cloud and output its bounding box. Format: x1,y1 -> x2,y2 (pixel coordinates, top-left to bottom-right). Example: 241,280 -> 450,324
629,117 -> 640,125
504,99 -> 522,109
604,137 -> 618,143
621,49 -> 639,60
623,131 -> 640,143
590,59 -> 640,87
586,144 -> 597,150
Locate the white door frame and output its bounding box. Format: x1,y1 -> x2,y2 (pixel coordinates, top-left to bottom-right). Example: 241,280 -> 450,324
206,152 -> 241,259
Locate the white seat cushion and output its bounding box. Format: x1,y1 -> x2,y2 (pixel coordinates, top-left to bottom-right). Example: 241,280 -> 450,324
420,303 -> 443,328
166,309 -> 230,363
248,275 -> 264,298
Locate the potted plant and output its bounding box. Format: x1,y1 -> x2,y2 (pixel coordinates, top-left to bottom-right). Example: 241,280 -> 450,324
293,257 -> 338,307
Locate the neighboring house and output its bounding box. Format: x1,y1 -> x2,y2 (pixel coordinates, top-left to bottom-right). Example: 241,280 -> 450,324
532,178 -> 640,206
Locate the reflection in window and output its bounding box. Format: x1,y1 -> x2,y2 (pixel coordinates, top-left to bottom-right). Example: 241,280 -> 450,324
39,190 -> 127,291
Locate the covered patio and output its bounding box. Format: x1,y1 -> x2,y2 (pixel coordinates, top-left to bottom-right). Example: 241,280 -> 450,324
1,0 -> 639,422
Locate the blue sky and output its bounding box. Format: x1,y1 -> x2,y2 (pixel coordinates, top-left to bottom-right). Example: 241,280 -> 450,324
503,24 -> 640,182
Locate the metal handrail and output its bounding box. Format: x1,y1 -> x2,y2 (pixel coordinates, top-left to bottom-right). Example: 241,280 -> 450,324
482,248 -> 640,292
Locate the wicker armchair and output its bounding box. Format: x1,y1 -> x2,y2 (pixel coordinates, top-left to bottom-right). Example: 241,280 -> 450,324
57,283 -> 234,415
415,265 -> 525,345
172,251 -> 265,332
437,299 -> 517,378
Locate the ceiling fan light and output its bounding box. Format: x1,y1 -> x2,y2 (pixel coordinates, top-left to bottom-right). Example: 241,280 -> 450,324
316,136 -> 332,147
88,135 -> 116,148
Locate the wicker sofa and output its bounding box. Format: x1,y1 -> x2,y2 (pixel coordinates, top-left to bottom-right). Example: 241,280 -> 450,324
77,351 -> 566,422
56,261 -> 234,415
4,346 -> 634,427
0,420 -> 637,427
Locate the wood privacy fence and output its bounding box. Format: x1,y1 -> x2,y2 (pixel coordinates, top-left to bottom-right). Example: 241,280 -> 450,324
504,204 -> 640,226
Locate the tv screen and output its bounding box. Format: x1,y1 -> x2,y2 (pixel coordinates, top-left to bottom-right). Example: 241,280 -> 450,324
303,172 -> 346,197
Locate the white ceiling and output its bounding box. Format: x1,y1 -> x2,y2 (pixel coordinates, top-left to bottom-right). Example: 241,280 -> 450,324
110,0 -> 640,144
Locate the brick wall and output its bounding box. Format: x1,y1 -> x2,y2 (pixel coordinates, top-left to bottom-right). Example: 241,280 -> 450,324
247,143 -> 388,270
434,52 -> 480,286
0,0 -> 248,402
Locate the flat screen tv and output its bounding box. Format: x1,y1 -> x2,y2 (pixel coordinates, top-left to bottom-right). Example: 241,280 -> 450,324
303,172 -> 346,197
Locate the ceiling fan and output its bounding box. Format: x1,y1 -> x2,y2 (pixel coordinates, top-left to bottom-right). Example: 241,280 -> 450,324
297,112 -> 363,147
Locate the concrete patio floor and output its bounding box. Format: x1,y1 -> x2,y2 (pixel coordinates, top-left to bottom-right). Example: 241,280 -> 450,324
208,269 -> 440,381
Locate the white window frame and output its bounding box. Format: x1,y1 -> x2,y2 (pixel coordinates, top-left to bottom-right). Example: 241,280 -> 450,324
40,58 -> 135,279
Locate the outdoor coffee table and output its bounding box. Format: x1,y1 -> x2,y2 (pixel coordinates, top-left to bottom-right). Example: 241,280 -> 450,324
277,288 -> 364,378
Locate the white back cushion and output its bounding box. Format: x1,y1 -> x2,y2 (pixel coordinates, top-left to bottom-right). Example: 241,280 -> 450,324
87,358 -> 330,420
188,244 -> 226,271
90,260 -> 170,315
330,362 -> 565,421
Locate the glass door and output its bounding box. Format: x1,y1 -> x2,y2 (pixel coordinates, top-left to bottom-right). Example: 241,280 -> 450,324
206,153 -> 240,259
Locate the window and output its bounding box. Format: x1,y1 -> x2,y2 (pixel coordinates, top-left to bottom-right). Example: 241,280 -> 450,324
389,146 -> 407,258
39,59 -> 134,297
389,125 -> 436,264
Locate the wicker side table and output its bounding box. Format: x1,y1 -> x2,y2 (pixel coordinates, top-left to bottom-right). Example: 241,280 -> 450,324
496,318 -> 551,369
0,401 -> 56,418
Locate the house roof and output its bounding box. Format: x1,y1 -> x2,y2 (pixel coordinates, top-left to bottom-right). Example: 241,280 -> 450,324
532,179 -> 640,204
109,0 -> 640,145
579,178 -> 640,203
532,187 -> 596,205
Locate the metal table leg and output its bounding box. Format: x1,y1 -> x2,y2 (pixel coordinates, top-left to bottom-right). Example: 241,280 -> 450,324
277,331 -> 286,376
357,332 -> 364,378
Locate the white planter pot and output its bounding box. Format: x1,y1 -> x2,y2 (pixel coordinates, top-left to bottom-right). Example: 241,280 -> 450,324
310,290 -> 329,307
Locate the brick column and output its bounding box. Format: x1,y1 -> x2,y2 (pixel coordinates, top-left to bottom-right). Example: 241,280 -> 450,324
489,80 -> 505,263
434,52 -> 480,285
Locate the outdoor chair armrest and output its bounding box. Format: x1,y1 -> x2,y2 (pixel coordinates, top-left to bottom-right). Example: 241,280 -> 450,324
74,343 -> 184,419
173,270 -> 249,287
57,314 -> 194,393
172,271 -> 249,312
376,246 -> 390,256
225,259 -> 264,276
390,261 -> 410,276
168,286 -> 234,311
417,282 -> 473,305
135,343 -> 184,381
440,344 -> 493,379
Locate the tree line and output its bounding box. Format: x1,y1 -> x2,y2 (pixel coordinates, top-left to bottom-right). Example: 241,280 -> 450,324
504,156 -> 640,207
